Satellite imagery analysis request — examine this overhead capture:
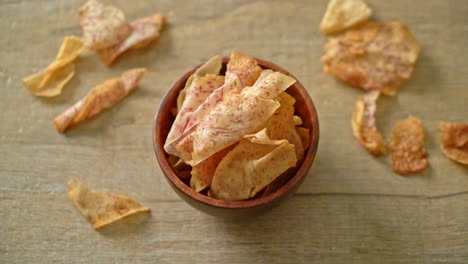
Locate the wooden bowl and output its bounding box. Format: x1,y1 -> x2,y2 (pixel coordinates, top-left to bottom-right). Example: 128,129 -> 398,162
153,57 -> 319,218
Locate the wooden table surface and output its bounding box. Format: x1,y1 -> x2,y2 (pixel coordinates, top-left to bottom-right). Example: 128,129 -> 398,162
1,0 -> 467,263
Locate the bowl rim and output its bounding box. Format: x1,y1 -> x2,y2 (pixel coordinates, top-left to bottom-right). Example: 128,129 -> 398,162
153,56 -> 319,209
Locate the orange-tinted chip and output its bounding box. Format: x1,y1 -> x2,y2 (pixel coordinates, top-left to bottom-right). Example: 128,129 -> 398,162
23,36 -> 83,97
54,68 -> 147,132
322,22 -> 421,96
227,51 -> 263,87
390,116 -> 428,174
439,122 -> 468,165
320,0 -> 372,34
210,129 -> 297,201
79,0 -> 132,50
351,90 -> 387,155
67,178 -> 149,229
296,127 -> 311,150
99,13 -> 166,66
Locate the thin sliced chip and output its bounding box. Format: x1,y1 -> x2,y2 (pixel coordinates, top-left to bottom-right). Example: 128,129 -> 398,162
177,72 -> 296,165
266,95 -> 304,162
54,68 -> 147,132
440,122 -> 468,165
79,0 -> 132,50
320,0 -> 372,34
164,52 -> 262,156
177,56 -> 223,111
23,36 -> 83,97
210,129 -> 297,201
390,116 -> 428,174
351,90 -> 387,155
227,51 -> 263,87
99,13 -> 167,66
296,127 -> 311,150
322,22 -> 421,96
67,178 -> 149,229
190,146 -> 234,192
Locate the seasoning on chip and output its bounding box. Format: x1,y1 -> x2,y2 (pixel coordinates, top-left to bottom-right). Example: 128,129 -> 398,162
54,68 -> 147,132
210,129 -> 297,201
322,22 -> 421,96
390,116 -> 428,174
23,36 -> 84,97
439,122 -> 468,165
79,0 -> 132,50
351,90 -> 387,155
177,56 -> 223,112
67,178 -> 149,229
320,0 -> 372,34
164,52 -> 261,156
99,13 -> 167,66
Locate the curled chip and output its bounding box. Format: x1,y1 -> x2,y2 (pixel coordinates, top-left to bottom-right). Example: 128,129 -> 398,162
190,146 -> 234,192
439,122 -> 468,165
67,178 -> 149,229
322,22 -> 421,96
266,92 -> 305,162
164,52 -> 261,157
210,129 -> 297,201
390,116 -> 428,174
54,68 -> 147,132
23,36 -> 83,97
79,0 -> 132,50
351,90 -> 387,155
177,56 -> 223,112
99,13 -> 167,66
320,0 -> 372,34
177,71 -> 296,166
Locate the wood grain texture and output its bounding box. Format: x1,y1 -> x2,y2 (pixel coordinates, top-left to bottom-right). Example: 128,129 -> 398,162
1,0 -> 467,263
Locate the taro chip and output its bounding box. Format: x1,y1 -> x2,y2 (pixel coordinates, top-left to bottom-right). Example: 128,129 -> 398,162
266,93 -> 304,162
190,146 -> 234,192
296,127 -> 311,150
177,56 -> 223,111
293,115 -> 303,126
210,129 -> 297,201
176,72 -> 296,165
351,90 -> 387,155
164,52 -> 263,157
390,116 -> 428,174
99,13 -> 167,66
54,68 -> 147,132
322,22 -> 421,96
23,36 -> 84,97
320,0 -> 372,34
67,178 -> 149,229
439,122 -> 468,165
79,0 -> 132,50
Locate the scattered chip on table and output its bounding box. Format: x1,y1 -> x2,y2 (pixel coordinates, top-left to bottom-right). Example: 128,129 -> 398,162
67,178 -> 150,229
23,36 -> 84,97
439,122 -> 468,165
351,90 -> 387,155
390,116 -> 428,174
54,68 -> 147,132
322,22 -> 421,96
99,13 -> 167,66
320,0 -> 372,34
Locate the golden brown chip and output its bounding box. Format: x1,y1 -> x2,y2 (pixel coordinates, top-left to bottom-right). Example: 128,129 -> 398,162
54,68 -> 147,132
296,127 -> 311,150
190,146 -> 234,192
67,178 -> 149,229
439,122 -> 468,165
322,22 -> 421,96
176,56 -> 223,111
210,129 -> 297,201
390,116 -> 428,174
293,115 -> 303,126
23,36 -> 83,97
266,94 -> 304,162
79,0 -> 132,50
227,51 -> 263,87
320,0 -> 372,34
99,13 -> 166,66
351,90 -> 387,155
